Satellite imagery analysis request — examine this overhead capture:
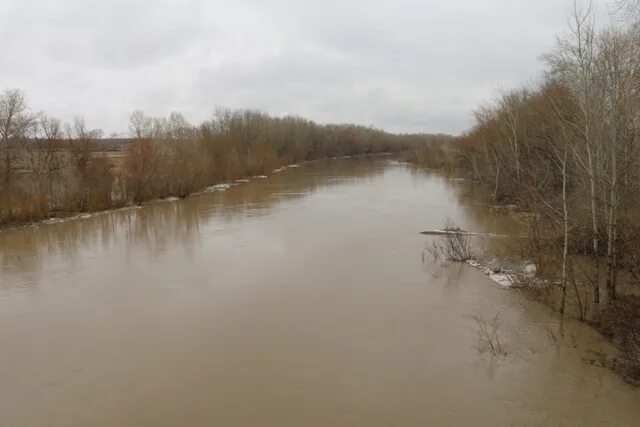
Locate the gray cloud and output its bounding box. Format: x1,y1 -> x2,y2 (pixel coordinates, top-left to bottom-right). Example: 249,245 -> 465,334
0,0 -> 615,135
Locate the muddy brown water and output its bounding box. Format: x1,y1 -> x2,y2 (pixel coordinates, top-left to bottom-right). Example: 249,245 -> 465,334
0,158 -> 638,426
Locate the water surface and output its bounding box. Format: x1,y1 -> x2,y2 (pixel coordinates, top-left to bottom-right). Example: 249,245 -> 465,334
1,158 -> 638,426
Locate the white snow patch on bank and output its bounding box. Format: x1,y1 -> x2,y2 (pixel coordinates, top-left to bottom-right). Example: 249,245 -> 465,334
26,206 -> 143,229
204,183 -> 234,193
273,164 -> 302,173
466,260 -> 514,288
524,263 -> 537,277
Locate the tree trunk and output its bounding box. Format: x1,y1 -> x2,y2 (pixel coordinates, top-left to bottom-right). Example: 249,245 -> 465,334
606,132 -> 618,302
560,146 -> 569,315
586,145 -> 601,304
493,157 -> 501,201
4,142 -> 10,185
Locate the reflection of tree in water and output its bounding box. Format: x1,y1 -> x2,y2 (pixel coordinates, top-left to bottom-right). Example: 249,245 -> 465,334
205,157 -> 387,222
0,157 -> 386,294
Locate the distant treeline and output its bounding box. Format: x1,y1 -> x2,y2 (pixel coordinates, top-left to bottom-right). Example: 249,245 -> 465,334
411,2 -> 640,380
0,93 -> 449,226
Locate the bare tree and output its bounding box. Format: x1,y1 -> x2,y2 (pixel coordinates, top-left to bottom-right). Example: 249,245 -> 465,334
35,115 -> 64,204
128,110 -> 153,139
124,139 -> 160,203
616,0 -> 640,16
151,116 -> 168,139
473,107 -> 504,200
544,2 -> 604,303
496,88 -> 529,185
167,111 -> 192,141
596,26 -> 640,301
544,88 -> 580,315
65,117 -> 101,177
0,89 -> 36,184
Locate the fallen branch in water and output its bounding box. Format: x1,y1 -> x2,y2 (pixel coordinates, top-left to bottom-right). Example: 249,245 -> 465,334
426,222 -> 476,262
423,222 -> 522,287
420,229 -> 523,238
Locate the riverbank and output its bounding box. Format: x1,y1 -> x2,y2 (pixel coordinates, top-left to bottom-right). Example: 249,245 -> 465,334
0,153 -> 394,232
2,158 -> 638,426
417,167 -> 640,385
4,99 -> 446,228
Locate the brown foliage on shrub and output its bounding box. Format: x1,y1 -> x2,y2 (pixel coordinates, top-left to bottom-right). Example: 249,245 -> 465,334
0,102 -> 446,227
123,139 -> 160,203
0,190 -> 49,226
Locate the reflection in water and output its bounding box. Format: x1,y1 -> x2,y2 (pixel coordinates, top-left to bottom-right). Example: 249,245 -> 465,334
0,157 -> 638,427
0,159 -> 384,297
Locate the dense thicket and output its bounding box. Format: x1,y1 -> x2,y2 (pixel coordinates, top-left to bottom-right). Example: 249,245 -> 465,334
0,96 -> 443,226
418,2 -> 640,379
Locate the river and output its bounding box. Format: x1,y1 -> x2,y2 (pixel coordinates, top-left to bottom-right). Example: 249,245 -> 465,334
0,157 -> 638,426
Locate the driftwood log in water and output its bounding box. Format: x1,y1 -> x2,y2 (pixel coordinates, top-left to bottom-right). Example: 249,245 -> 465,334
419,229 -> 520,238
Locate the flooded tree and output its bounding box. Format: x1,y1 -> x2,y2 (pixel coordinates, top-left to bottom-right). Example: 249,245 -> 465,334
0,97 -> 443,226
423,1 -> 640,380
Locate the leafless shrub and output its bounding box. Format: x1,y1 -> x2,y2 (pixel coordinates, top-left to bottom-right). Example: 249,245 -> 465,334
123,139 -> 161,204
0,191 -> 48,226
426,221 -> 476,262
474,313 -> 506,357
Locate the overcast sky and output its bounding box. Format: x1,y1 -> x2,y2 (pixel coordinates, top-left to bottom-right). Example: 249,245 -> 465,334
0,0 -> 617,136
